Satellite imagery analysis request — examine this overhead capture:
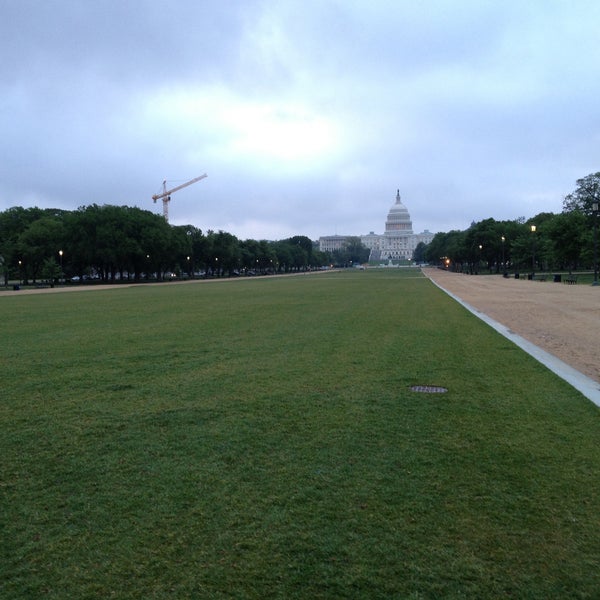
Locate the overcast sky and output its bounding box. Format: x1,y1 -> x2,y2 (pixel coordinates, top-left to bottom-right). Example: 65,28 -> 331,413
2,1 -> 599,240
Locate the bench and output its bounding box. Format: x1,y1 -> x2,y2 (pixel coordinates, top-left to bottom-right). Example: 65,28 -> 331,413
564,275 -> 578,285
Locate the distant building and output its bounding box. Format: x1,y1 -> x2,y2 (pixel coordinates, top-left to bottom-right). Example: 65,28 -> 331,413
318,235 -> 349,253
319,190 -> 434,261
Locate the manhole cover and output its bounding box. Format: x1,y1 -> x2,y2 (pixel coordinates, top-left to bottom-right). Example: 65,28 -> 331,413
410,385 -> 448,394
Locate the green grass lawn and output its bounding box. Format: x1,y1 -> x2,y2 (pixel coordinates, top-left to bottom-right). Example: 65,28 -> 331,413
2,269 -> 599,599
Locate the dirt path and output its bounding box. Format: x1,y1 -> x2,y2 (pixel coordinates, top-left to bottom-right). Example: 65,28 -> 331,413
423,268 -> 600,384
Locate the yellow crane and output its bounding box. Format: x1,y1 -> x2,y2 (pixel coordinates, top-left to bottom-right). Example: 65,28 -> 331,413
152,174 -> 207,222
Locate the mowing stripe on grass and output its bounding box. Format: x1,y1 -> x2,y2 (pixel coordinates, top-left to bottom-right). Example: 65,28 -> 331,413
2,269 -> 600,598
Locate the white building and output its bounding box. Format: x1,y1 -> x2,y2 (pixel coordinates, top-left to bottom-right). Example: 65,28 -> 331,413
318,235 -> 350,253
319,190 -> 434,262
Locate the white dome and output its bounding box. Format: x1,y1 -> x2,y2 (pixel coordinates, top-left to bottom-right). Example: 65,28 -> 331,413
385,190 -> 413,235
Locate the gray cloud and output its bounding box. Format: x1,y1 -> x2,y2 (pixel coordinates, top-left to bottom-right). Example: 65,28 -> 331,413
2,0 -> 599,240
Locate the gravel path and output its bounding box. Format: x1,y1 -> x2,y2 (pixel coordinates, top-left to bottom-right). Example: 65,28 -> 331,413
423,268 -> 600,384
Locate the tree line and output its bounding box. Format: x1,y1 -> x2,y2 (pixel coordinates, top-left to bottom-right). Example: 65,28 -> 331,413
4,171 -> 597,284
420,172 -> 600,274
0,204 -> 369,285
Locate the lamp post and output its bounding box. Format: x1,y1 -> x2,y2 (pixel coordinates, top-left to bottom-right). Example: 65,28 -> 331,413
18,260 -> 22,285
58,250 -> 63,284
501,236 -> 506,275
593,202 -> 598,286
530,225 -> 536,273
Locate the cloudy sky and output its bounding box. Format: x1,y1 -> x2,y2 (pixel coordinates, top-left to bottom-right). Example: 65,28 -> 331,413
2,1 -> 599,240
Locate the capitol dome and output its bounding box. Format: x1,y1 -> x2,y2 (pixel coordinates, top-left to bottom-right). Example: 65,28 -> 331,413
385,190 -> 413,235
319,188 -> 434,263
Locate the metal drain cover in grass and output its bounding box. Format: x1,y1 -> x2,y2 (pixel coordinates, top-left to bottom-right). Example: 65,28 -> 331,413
410,385 -> 448,394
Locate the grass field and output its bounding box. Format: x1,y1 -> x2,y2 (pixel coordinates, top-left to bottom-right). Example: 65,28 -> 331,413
2,269 -> 599,599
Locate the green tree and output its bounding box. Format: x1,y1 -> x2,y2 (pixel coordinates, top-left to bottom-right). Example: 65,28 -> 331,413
285,241 -> 308,271
544,211 -> 587,271
286,236 -> 313,263
330,237 -> 369,267
311,248 -> 329,269
138,209 -> 173,280
270,240 -> 293,272
425,230 -> 466,270
210,231 -> 241,275
65,205 -> 102,279
239,238 -> 260,272
170,225 -> 194,277
564,172 -> 600,213
41,257 -> 62,285
344,237 -> 370,264
16,215 -> 66,283
0,207 -> 52,283
412,242 -> 427,263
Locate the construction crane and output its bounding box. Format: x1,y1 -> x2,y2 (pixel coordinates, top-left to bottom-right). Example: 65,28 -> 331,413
152,174 -> 207,222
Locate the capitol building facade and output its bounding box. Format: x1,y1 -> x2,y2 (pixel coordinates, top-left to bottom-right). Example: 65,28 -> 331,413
319,190 -> 434,262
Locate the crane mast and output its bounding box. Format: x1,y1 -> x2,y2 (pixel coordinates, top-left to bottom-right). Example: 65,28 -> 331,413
152,174 -> 207,222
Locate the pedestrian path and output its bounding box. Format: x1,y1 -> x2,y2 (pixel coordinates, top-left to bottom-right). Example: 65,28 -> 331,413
428,277 -> 600,408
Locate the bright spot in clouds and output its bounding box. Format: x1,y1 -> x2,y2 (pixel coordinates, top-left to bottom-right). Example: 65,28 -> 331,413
226,104 -> 340,164
144,87 -> 342,168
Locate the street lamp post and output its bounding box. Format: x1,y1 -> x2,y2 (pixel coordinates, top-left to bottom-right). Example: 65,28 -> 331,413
530,225 -> 536,273
593,202 -> 598,286
501,236 -> 506,274
58,250 -> 63,284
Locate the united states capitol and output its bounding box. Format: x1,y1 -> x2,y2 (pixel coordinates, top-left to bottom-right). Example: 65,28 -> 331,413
319,190 -> 434,262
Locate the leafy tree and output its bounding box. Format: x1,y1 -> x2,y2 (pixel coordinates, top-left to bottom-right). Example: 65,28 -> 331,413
564,172 -> 600,213
16,215 -> 65,282
271,240 -> 293,272
286,236 -> 313,263
330,237 -> 369,266
311,248 -> 329,268
544,211 -> 587,271
239,239 -> 260,272
412,242 -> 427,263
170,225 -> 194,276
41,257 -> 61,285
425,230 -> 466,269
191,229 -> 212,274
210,230 -> 241,275
344,237 -> 370,264
257,240 -> 277,273
276,240 -> 307,271
138,210 -> 173,280
0,207 -> 49,283
496,220 -> 524,272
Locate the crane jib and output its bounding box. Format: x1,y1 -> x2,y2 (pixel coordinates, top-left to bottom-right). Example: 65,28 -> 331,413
152,174 -> 207,200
